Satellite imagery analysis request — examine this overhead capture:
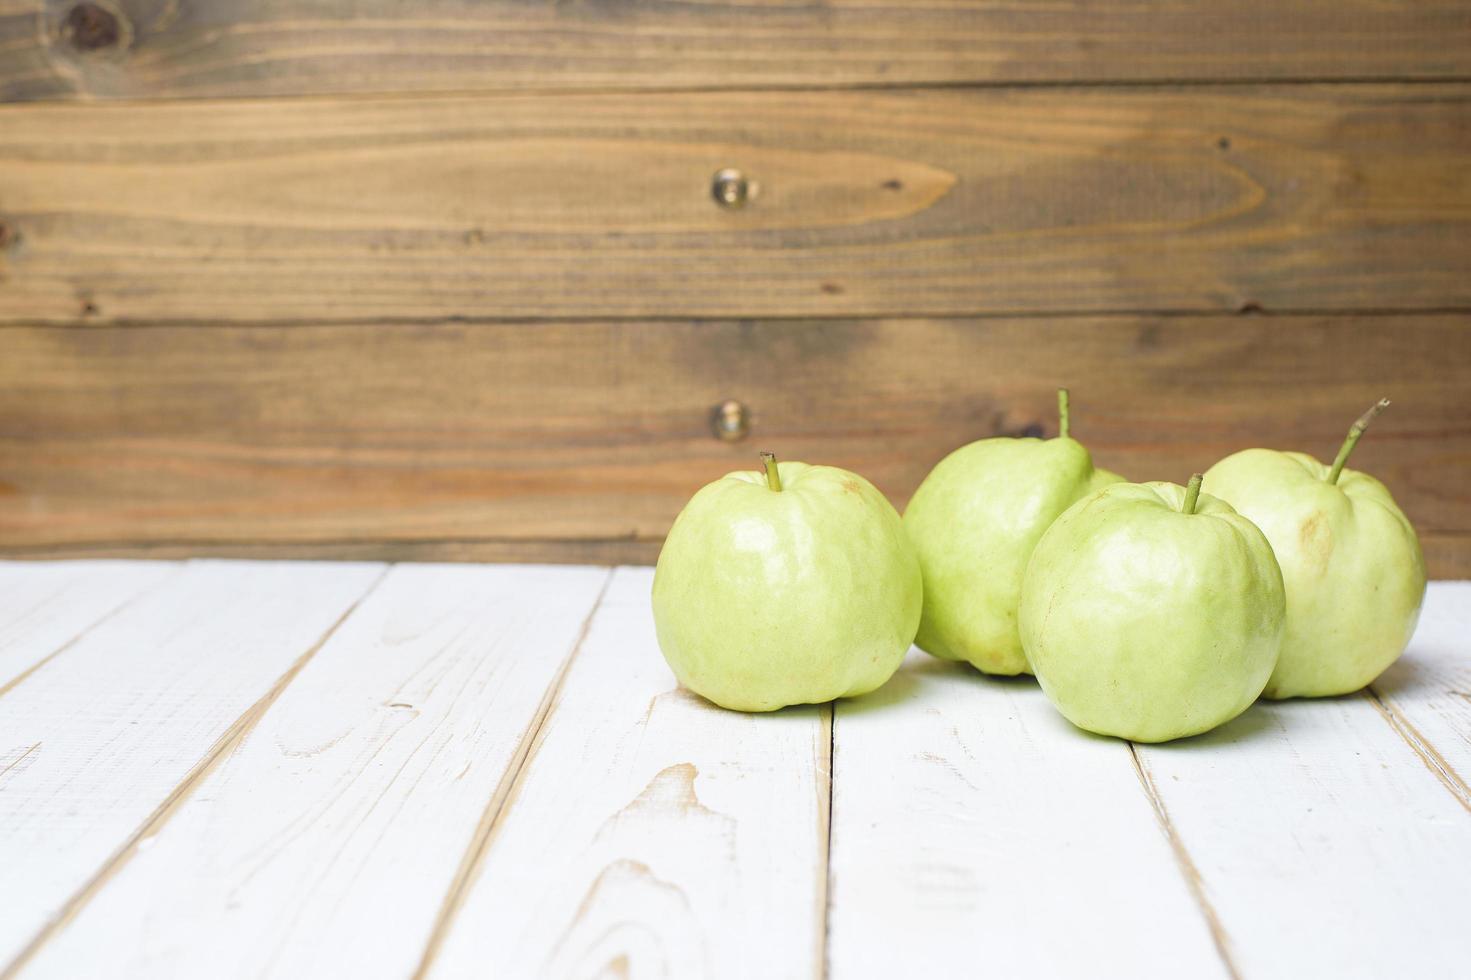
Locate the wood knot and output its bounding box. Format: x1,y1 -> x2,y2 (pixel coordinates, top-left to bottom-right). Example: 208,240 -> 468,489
61,3 -> 122,52
0,220 -> 16,249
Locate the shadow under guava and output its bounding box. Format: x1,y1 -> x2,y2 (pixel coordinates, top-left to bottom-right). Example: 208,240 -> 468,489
1134,699 -> 1282,750
839,647 -> 1305,749
837,649 -> 1041,718
1370,650 -> 1450,701
687,642 -> 1418,750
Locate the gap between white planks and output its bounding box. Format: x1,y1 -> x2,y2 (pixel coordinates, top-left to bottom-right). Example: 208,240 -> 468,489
0,561 -> 387,975
10,562 -> 616,980
828,583 -> 1471,980
1125,580 -> 1471,980
419,567 -> 830,980
0,563 -> 1467,980
1370,581 -> 1471,810
1,562 -> 830,980
0,561 -> 180,696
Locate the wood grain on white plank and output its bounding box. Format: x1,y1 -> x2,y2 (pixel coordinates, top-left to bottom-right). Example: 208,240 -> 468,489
0,561 -> 178,691
826,651 -> 1230,980
1135,687 -> 1471,979
0,560 -> 383,974
425,566 -> 829,980
18,563 -> 610,980
1371,581 -> 1471,807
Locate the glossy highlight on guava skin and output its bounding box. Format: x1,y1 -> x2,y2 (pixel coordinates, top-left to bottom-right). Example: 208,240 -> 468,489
903,389 -> 1125,675
1020,477 -> 1287,743
651,453 -> 922,713
1203,400 -> 1427,699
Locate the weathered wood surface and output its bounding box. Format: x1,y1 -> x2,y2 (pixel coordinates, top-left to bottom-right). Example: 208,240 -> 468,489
0,560 -> 175,689
2,315 -> 1467,576
827,651 -> 1231,979
17,563 -> 611,980
2,564 -> 1469,978
1132,691 -> 1471,978
1371,581 -> 1471,809
825,587 -> 1471,980
3,0 -> 1470,102
425,567 -> 830,979
0,560 -> 383,972
0,538 -> 669,568
2,86 -> 1470,322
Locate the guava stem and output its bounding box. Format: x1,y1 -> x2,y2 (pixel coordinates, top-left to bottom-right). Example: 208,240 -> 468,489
1327,398 -> 1390,485
1057,388 -> 1071,439
760,451 -> 782,492
1181,473 -> 1203,515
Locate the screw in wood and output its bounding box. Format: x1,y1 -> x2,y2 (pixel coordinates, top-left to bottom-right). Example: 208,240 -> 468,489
710,400 -> 751,441
711,169 -> 750,209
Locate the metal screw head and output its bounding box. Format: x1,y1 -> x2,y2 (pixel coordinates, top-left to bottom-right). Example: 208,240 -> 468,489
711,169 -> 750,209
710,400 -> 751,441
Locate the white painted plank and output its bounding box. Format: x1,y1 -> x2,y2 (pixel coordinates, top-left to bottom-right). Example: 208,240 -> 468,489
1371,581 -> 1471,806
19,562 -> 611,980
1135,684 -> 1471,978
425,566 -> 829,980
0,561 -> 179,691
826,651 -> 1230,980
0,560 -> 383,972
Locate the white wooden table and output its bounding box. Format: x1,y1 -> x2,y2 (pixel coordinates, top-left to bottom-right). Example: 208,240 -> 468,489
1,561 -> 1467,980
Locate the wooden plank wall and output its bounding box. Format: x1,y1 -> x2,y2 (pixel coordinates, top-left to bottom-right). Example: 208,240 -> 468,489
0,0 -> 1468,575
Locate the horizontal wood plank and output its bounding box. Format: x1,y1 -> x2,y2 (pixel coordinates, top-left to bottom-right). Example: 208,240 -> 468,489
425,566 -> 830,978
2,86 -> 1470,321
0,539 -> 667,567
18,563 -> 611,980
827,651 -> 1230,979
0,560 -> 383,973
1,316 -> 1466,576
5,535 -> 1466,581
3,0 -> 1470,101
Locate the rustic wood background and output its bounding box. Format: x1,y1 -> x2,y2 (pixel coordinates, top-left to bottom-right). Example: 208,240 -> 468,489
1,0 -> 1468,575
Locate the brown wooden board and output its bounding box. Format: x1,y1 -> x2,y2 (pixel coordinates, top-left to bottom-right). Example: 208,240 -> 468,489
2,86 -> 1469,323
3,0 -> 1470,102
1,315 -> 1466,576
